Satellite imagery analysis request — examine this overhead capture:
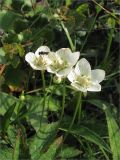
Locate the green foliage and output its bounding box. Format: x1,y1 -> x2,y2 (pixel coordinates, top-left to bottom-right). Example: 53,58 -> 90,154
40,136 -> 62,160
1,103 -> 16,132
0,0 -> 119,159
0,10 -> 21,32
103,104 -> 120,160
58,145 -> 81,159
0,144 -> 13,160
61,123 -> 110,153
13,130 -> 20,160
29,122 -> 58,160
0,48 -> 6,64
0,92 -> 18,115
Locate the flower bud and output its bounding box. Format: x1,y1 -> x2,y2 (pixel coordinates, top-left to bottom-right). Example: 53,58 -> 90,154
53,76 -> 62,84
19,92 -> 25,101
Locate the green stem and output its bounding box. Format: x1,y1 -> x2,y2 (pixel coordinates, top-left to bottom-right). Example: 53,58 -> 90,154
80,14 -> 98,52
64,92 -> 82,140
40,70 -> 46,127
100,147 -> 110,160
103,29 -> 113,65
78,93 -> 82,124
60,79 -> 66,122
61,21 -> 75,52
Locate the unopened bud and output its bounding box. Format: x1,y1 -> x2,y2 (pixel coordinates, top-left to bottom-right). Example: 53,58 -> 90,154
53,76 -> 62,84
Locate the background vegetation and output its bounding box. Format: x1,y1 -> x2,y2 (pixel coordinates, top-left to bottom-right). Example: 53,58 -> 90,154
0,0 -> 120,159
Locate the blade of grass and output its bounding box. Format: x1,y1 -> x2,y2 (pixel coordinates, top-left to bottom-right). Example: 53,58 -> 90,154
39,136 -> 63,160
13,129 -> 21,160
60,125 -> 110,153
2,103 -> 16,132
92,0 -> 120,24
63,92 -> 82,141
103,104 -> 120,160
80,13 -> 98,52
61,21 -> 75,52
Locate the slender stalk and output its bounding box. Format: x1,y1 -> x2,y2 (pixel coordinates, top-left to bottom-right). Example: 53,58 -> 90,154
103,29 -> 113,65
100,147 -> 110,160
92,0 -> 119,23
61,21 -> 75,52
80,14 -> 98,52
78,93 -> 82,124
64,92 -> 82,141
40,70 -> 46,127
60,79 -> 66,122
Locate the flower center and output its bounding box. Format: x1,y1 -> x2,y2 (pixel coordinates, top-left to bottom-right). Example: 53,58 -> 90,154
35,55 -> 47,68
52,57 -> 68,71
75,75 -> 91,88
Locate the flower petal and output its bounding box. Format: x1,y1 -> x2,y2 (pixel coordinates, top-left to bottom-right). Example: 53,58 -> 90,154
61,51 -> 80,66
48,52 -> 58,62
75,58 -> 91,76
25,52 -> 36,64
56,48 -> 72,56
57,67 -> 72,77
71,52 -> 80,65
29,63 -> 40,70
87,83 -> 101,92
91,69 -> 105,83
71,83 -> 87,92
67,70 -> 76,83
56,48 -> 80,66
47,66 -> 57,74
35,46 -> 50,57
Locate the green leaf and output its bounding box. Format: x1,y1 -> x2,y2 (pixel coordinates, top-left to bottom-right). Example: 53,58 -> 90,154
46,96 -> 60,112
0,10 -> 21,31
66,0 -> 72,6
13,130 -> 20,160
0,75 -> 5,88
13,19 -> 28,33
60,124 -> 110,153
87,99 -> 108,110
103,104 -> 120,160
11,56 -> 20,68
7,125 -> 16,145
76,4 -> 89,15
40,136 -> 63,160
2,103 -> 16,132
115,0 -> 120,5
0,48 -> 6,64
0,92 -> 18,115
58,145 -> 81,159
107,17 -> 115,28
18,125 -> 31,160
0,144 -> 12,160
29,122 -> 58,160
25,95 -> 48,131
16,44 -> 25,57
2,0 -> 12,6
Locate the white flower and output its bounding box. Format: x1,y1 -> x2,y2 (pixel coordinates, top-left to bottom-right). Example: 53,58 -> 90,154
67,58 -> 105,92
25,46 -> 51,70
47,48 -> 80,77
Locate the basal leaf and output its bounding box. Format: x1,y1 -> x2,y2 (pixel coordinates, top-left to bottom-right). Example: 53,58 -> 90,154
2,103 -> 16,132
29,122 -> 58,160
0,144 -> 12,160
12,130 -> 21,160
40,136 -> 63,160
0,10 -> 21,31
103,104 -> 120,160
60,124 -> 110,153
0,92 -> 18,115
57,145 -> 81,159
